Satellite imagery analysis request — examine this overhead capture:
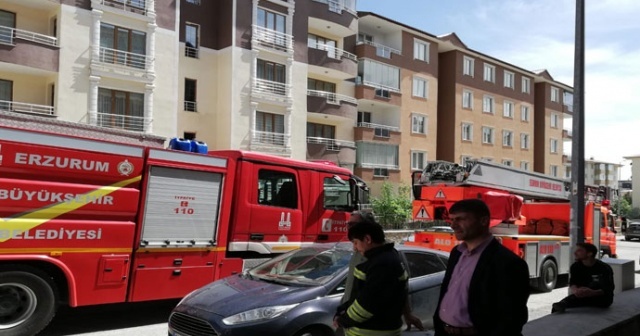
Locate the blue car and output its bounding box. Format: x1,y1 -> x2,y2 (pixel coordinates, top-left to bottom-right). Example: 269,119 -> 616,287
169,243 -> 448,336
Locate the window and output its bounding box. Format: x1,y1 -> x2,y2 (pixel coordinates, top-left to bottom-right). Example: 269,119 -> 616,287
185,23 -> 199,58
323,177 -> 352,210
411,151 -> 426,171
308,78 -> 336,93
0,10 -> 16,44
483,64 -> 495,82
462,90 -> 473,109
520,161 -> 529,171
503,101 -> 514,118
462,123 -> 473,141
184,79 -> 197,112
502,130 -> 513,147
463,56 -> 474,76
504,71 -> 515,89
522,77 -> 531,94
502,160 -> 513,167
308,34 -> 337,58
257,8 -> 286,34
414,39 -> 430,62
258,170 -> 297,209
550,165 -> 558,177
551,86 -> 560,102
358,33 -> 373,43
403,252 -> 446,278
357,111 -> 371,125
97,88 -> 144,132
257,59 -> 286,95
520,133 -> 530,149
550,139 -> 558,153
100,23 -> 147,68
521,105 -> 530,122
358,60 -> 400,91
482,95 -> 494,113
482,127 -> 494,144
307,122 -> 335,139
256,111 -> 285,145
356,142 -> 399,169
186,0 -> 201,4
412,114 -> 426,134
0,79 -> 12,107
373,168 -> 389,177
551,113 -> 559,128
412,77 -> 428,98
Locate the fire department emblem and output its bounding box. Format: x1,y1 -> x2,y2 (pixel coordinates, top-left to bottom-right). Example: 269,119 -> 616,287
117,160 -> 134,176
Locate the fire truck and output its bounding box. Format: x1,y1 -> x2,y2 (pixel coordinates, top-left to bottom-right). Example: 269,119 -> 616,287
406,159 -> 617,292
0,123 -> 369,336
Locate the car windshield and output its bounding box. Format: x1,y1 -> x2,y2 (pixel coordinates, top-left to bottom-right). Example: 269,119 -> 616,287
249,245 -> 353,286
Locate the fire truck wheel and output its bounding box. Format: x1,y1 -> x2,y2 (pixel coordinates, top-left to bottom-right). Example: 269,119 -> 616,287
537,259 -> 558,292
0,269 -> 57,336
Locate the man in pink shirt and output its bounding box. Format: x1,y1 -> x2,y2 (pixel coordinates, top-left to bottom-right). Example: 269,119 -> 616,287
434,199 -> 530,336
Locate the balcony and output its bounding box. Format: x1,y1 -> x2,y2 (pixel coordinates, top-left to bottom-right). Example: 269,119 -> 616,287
563,129 -> 572,140
0,100 -> 55,117
308,0 -> 357,36
252,78 -> 291,105
307,43 -> 357,76
252,25 -> 293,54
563,155 -> 571,165
356,40 -> 402,60
96,112 -> 150,132
0,27 -> 59,72
354,122 -> 401,144
307,136 -> 356,165
98,47 -> 152,70
92,0 -> 155,18
250,130 -> 292,156
307,90 -> 357,119
183,101 -> 197,112
355,84 -> 401,106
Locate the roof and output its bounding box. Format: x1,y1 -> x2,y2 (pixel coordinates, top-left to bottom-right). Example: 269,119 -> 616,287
357,11 -> 442,43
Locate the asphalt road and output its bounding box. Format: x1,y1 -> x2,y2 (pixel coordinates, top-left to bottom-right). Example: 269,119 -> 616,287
38,239 -> 640,336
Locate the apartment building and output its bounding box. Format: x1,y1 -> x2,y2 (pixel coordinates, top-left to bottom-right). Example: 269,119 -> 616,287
436,33 -> 537,171
354,12 -> 439,192
533,70 -> 573,177
0,0 -> 178,138
177,0 -> 358,168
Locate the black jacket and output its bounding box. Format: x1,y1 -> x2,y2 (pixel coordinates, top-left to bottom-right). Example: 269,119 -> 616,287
434,238 -> 530,336
336,243 -> 408,332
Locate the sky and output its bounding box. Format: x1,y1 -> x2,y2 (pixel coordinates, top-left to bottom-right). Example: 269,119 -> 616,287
358,0 -> 637,179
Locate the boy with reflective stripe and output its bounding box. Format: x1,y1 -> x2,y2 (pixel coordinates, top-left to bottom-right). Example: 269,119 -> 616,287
334,218 -> 408,336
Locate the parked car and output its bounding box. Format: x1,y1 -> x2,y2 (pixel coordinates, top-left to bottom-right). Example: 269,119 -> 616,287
168,243 -> 448,336
624,221 -> 640,241
425,226 -> 454,233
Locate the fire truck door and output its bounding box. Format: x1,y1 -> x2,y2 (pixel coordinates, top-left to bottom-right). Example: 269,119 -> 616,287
314,174 -> 351,241
524,243 -> 539,277
592,207 -> 602,256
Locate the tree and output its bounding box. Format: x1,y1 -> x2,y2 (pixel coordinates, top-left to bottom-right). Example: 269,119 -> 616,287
628,207 -> 640,220
371,183 -> 412,229
613,196 -> 632,218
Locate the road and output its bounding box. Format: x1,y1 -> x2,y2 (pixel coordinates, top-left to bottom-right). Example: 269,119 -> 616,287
38,239 -> 640,336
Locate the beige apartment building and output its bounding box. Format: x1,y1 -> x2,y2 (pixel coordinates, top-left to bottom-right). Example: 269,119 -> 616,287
0,0 -> 179,139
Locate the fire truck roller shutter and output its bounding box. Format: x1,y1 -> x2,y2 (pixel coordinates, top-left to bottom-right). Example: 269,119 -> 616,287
140,166 -> 223,247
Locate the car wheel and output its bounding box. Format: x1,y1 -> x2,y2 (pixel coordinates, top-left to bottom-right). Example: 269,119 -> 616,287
536,259 -> 557,292
0,268 -> 58,336
294,326 -> 332,336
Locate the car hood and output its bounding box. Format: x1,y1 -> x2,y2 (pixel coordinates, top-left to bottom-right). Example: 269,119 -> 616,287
179,274 -> 328,316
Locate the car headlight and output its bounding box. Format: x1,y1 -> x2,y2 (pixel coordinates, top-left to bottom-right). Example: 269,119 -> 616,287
222,304 -> 299,325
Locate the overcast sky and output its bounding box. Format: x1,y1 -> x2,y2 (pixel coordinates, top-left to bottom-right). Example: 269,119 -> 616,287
358,0 -> 637,179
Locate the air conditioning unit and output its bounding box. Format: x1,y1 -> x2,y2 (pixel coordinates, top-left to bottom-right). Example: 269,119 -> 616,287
375,88 -> 390,98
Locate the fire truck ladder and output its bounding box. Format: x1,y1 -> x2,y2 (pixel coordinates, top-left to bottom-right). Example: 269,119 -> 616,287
418,159 -> 570,201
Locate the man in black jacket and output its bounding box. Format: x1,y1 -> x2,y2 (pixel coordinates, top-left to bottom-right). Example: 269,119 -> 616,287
434,199 -> 530,336
335,218 -> 408,336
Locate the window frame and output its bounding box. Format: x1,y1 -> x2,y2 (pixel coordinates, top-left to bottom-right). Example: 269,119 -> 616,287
520,133 -> 530,149
550,138 -> 559,153
411,150 -> 427,171
502,130 -> 513,147
412,76 -> 428,98
461,123 -> 473,141
411,113 -> 427,134
463,56 -> 475,77
482,126 -> 494,145
483,64 -> 495,83
521,105 -> 530,122
503,70 -> 515,89
462,90 -> 473,109
551,86 -> 560,102
413,39 -> 430,63
482,95 -> 494,114
522,77 -> 531,94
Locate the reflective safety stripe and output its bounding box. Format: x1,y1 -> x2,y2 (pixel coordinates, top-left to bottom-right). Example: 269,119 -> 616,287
353,267 -> 366,281
346,299 -> 373,323
345,326 -> 402,336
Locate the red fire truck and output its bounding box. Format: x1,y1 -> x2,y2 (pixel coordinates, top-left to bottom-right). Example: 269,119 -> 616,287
0,124 -> 369,335
407,159 -> 617,292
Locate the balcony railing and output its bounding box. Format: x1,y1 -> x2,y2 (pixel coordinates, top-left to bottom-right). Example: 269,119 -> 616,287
0,100 -> 55,117
96,112 -> 149,132
185,46 -> 199,58
308,41 -> 357,62
252,25 -> 293,53
307,90 -> 357,105
98,47 -> 152,70
94,0 -> 153,16
359,80 -> 401,94
357,122 -> 400,138
313,0 -> 357,16
0,26 -> 57,47
184,101 -> 197,112
307,136 -> 355,151
252,130 -> 290,147
253,78 -> 289,96
356,39 -> 402,58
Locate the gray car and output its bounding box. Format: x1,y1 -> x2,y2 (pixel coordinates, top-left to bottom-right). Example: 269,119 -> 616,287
625,221 -> 640,241
168,243 -> 448,336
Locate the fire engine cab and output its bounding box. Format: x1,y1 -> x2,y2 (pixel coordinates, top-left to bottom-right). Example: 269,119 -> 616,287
0,123 -> 369,336
407,159 -> 617,292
